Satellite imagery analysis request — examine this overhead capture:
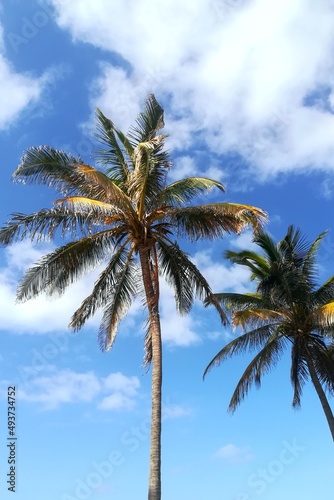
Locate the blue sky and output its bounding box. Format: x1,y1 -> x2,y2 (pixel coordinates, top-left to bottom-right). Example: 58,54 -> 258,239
0,0 -> 334,499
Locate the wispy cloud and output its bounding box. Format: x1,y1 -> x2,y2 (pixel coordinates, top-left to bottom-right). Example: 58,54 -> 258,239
213,443 -> 255,463
162,404 -> 193,420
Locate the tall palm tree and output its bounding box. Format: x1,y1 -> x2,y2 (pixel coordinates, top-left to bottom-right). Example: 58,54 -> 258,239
204,226 -> 334,441
0,94 -> 266,499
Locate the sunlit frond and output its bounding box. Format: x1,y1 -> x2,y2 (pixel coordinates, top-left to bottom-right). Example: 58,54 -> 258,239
169,203 -> 267,241
232,308 -> 287,329
312,302 -> 334,327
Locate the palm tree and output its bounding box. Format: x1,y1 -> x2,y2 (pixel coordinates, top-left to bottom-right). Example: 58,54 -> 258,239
0,94 -> 266,499
204,226 -> 334,440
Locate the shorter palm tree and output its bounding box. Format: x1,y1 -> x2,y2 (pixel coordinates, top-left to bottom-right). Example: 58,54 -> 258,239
204,226 -> 334,440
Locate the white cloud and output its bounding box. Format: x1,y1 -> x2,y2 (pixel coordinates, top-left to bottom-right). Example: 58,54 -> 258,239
0,19 -> 53,129
0,240 -> 103,334
18,369 -> 101,410
159,280 -> 201,346
162,404 -> 192,420
214,443 -> 255,463
16,368 -> 140,411
47,0 -> 334,179
192,249 -> 253,294
98,372 -> 140,410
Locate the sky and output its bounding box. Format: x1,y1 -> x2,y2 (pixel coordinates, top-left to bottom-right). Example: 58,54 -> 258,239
0,0 -> 334,499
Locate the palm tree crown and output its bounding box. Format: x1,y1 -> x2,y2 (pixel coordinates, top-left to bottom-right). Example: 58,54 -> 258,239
0,94 -> 267,499
204,226 -> 334,440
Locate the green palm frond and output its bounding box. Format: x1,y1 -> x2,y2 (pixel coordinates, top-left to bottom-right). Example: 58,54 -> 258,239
290,339 -> 309,407
69,243 -> 134,331
211,292 -> 266,311
94,108 -> 132,183
16,231 -> 115,302
203,324 -> 279,379
156,177 -> 225,207
13,146 -> 80,194
128,138 -> 169,216
169,203 -> 267,241
224,250 -> 271,281
310,345 -> 334,396
228,332 -> 287,411
97,250 -> 137,351
0,207 -> 100,245
13,146 -> 132,205
157,238 -> 227,323
312,276 -> 334,306
128,94 -> 165,144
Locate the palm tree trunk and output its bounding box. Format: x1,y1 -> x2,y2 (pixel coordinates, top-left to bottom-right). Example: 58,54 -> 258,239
305,354 -> 334,441
139,245 -> 162,500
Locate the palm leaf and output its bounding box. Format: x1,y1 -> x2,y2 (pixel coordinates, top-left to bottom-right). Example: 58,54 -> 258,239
16,231 -> 116,302
290,338 -> 309,407
169,203 -> 267,241
94,108 -> 132,183
0,207 -> 100,245
156,177 -> 225,207
97,249 -> 137,351
128,94 -> 165,144
228,332 -> 287,411
157,238 -> 227,323
203,324 -> 278,379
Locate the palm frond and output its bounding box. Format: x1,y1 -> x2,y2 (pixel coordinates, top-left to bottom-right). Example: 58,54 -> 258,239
211,292 -> 267,311
290,339 -> 309,407
0,207 -> 99,245
128,94 -> 165,144
312,302 -> 334,327
16,231 -> 116,302
169,203 -> 267,241
224,249 -> 271,281
94,108 -> 132,183
203,324 -> 278,379
228,333 -> 287,412
232,308 -> 287,330
310,344 -> 334,395
155,177 -> 225,207
97,249 -> 137,351
157,238 -> 227,323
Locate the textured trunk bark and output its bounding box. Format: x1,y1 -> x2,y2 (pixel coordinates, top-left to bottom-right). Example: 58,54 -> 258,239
139,246 -> 162,500
306,354 -> 334,441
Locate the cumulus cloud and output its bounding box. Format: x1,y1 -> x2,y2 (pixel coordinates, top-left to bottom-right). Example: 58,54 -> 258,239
98,372 -> 140,410
46,0 -> 334,180
213,443 -> 255,463
0,18 -> 53,129
16,368 -> 140,411
0,240 -> 102,334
